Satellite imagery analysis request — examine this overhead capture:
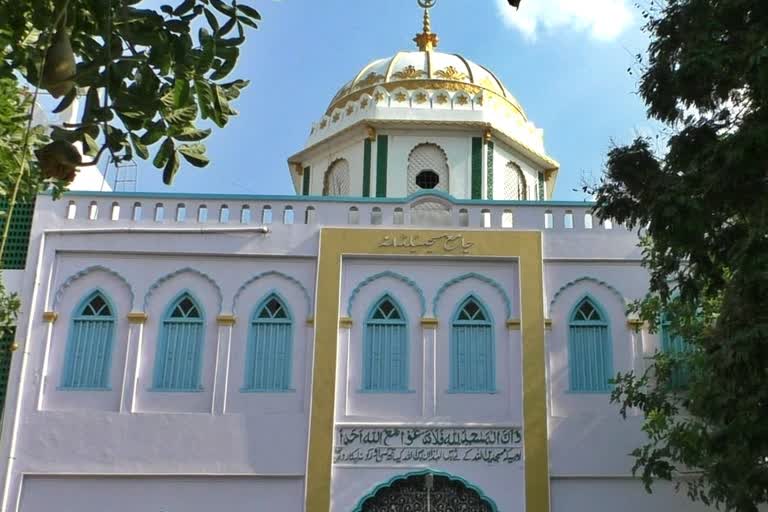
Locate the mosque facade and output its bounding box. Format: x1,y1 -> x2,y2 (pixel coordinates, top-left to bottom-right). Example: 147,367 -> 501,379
0,4 -> 710,511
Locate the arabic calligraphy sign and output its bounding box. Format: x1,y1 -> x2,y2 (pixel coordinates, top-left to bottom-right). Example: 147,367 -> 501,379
378,234 -> 475,254
333,426 -> 523,466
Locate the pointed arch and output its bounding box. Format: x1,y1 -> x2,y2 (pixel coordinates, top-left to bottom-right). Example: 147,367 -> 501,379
143,267 -> 222,313
53,265 -> 134,310
362,293 -> 409,392
243,291 -> 294,392
232,270 -> 312,316
152,291 -> 205,391
549,276 -> 626,311
407,142 -> 450,195
60,289 -> 116,390
347,271 -> 425,317
433,272 -> 512,318
568,294 -> 612,393
450,294 -> 495,393
505,162 -> 527,200
323,158 -> 350,196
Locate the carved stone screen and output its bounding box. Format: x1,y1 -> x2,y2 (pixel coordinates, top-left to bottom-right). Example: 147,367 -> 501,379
358,473 -> 493,512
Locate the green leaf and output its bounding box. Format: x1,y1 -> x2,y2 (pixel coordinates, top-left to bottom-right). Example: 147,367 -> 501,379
219,16 -> 237,36
153,137 -> 174,168
82,132 -> 100,156
210,48 -> 238,80
178,143 -> 209,167
163,103 -> 198,125
160,5 -> 174,15
51,87 -> 77,114
203,7 -> 220,33
174,127 -> 211,141
211,0 -> 235,16
172,79 -> 191,108
140,119 -> 167,146
236,4 -> 260,20
194,78 -> 216,123
237,15 -> 258,29
163,146 -> 181,184
130,133 -> 149,159
173,0 -> 196,16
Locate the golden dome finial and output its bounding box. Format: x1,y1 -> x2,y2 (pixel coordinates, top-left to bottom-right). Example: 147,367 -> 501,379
414,0 -> 439,52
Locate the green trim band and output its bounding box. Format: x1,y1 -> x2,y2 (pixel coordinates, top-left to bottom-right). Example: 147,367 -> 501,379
486,140 -> 494,200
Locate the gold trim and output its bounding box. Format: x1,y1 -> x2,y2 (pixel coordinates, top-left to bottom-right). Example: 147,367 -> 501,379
365,126 -> 376,141
42,311 -> 58,323
545,318 -> 553,329
420,317 -> 438,328
506,319 -> 521,330
354,72 -> 384,89
217,314 -> 237,326
338,317 -> 353,328
414,92 -> 428,104
435,65 -> 469,82
306,229 -> 548,512
9,342 -> 19,352
627,318 -> 644,331
306,317 -> 315,326
127,312 -> 148,323
392,65 -> 427,80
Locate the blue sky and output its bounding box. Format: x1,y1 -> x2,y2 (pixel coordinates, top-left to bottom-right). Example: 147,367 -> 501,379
131,0 -> 654,200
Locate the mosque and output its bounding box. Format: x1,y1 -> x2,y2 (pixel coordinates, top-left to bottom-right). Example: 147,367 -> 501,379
0,2 -> 711,511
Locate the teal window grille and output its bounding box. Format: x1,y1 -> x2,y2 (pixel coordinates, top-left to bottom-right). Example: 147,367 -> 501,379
661,316 -> 690,388
363,295 -> 408,392
243,294 -> 293,391
0,199 -> 35,269
152,293 -> 204,391
0,327 -> 14,414
61,291 -> 115,390
568,297 -> 613,392
450,296 -> 495,393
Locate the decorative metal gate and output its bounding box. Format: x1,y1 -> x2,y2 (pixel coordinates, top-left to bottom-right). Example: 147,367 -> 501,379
359,472 -> 494,512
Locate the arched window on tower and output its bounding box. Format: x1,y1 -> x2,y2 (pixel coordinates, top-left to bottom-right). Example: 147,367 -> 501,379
568,296 -> 612,392
450,296 -> 495,393
505,162 -> 527,200
61,291 -> 115,390
243,294 -> 293,391
407,143 -> 449,195
363,295 -> 408,392
153,293 -> 205,391
323,159 -> 350,196
660,314 -> 690,389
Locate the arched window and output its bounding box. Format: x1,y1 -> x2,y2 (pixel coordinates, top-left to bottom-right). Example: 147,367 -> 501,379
568,297 -> 612,392
450,296 -> 495,393
61,291 -> 115,390
363,295 -> 408,392
504,162 -> 527,200
153,293 -> 204,391
243,294 -> 293,392
323,159 -> 350,196
661,315 -> 689,388
407,143 -> 449,195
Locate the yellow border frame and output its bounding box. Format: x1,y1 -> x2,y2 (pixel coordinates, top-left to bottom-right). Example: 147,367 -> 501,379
306,227 -> 549,512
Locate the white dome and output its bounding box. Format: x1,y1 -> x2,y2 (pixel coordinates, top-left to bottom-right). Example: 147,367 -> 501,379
325,51 -> 527,122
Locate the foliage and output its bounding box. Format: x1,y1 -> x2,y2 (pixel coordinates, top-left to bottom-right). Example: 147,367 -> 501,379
0,0 -> 260,184
589,1 -> 768,510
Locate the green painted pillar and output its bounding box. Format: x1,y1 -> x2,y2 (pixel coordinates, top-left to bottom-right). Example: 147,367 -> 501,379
376,135 -> 388,197
302,166 -> 311,196
363,139 -> 372,197
471,137 -> 483,199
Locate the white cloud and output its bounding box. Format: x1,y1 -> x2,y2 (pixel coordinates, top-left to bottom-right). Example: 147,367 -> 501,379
496,0 -> 634,42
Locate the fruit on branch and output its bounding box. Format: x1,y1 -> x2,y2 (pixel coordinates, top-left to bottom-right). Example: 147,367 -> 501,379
34,140 -> 82,183
41,29 -> 76,98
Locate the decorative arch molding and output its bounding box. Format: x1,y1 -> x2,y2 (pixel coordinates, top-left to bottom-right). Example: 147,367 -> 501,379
232,271 -> 312,315
433,272 -> 512,318
406,141 -> 449,167
549,276 -> 626,311
347,271 -> 426,317
142,267 -> 223,313
53,265 -> 135,310
352,469 -> 498,512
323,158 -> 350,196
